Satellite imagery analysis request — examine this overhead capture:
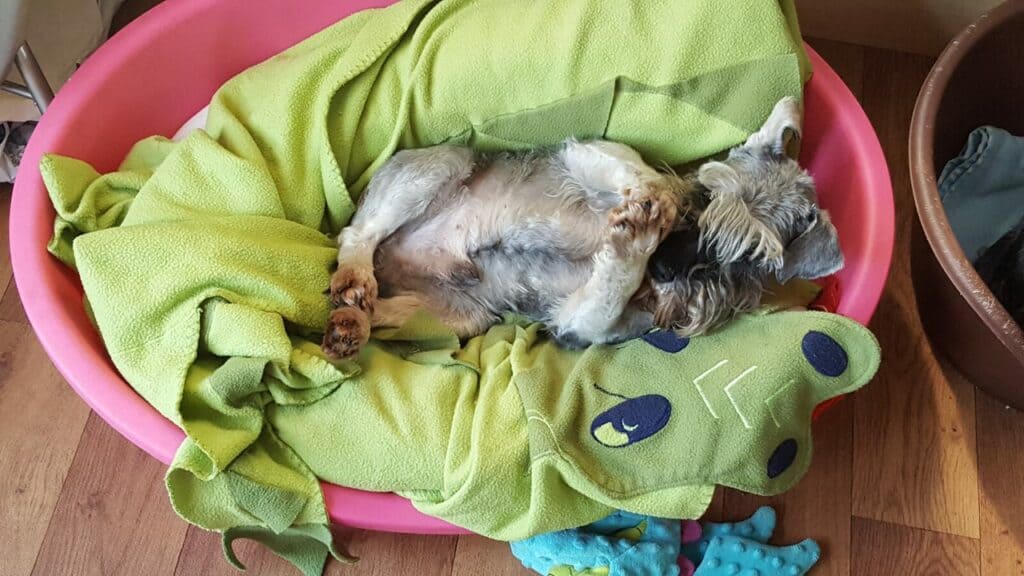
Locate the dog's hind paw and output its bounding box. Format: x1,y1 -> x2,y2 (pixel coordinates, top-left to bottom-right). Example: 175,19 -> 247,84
329,265 -> 378,313
322,307 -> 371,360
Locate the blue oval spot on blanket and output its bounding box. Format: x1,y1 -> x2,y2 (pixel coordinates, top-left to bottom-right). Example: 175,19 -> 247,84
642,331 -> 690,352
767,438 -> 798,478
801,331 -> 848,377
591,395 -> 672,447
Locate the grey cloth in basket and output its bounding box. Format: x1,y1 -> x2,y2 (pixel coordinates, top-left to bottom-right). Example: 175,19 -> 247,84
939,126 -> 1024,263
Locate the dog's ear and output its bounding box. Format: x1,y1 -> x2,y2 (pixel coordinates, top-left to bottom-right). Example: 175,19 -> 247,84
777,210 -> 844,283
697,161 -> 784,267
697,161 -> 739,192
745,97 -> 802,159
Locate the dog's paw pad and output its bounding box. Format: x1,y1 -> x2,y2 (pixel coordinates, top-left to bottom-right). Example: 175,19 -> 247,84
329,266 -> 378,312
608,192 -> 675,257
322,307 -> 371,360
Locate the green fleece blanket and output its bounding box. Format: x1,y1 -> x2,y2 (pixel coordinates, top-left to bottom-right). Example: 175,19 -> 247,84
270,310 -> 879,533
38,0 -> 877,574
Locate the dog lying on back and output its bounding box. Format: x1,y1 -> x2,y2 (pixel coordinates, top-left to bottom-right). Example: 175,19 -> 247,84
322,97 -> 843,359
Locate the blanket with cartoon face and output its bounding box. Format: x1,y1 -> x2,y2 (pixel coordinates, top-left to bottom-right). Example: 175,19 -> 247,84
269,310 -> 878,538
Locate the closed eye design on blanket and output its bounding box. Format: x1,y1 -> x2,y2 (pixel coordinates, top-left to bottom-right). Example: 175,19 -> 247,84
590,385 -> 673,448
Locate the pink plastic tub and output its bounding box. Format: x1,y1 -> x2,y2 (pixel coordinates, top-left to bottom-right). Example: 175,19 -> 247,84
9,0 -> 893,534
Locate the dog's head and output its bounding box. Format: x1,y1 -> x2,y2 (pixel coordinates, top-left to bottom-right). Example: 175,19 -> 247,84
644,97 -> 843,334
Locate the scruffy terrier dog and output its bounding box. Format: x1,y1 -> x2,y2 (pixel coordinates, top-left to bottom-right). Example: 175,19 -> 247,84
322,97 -> 843,359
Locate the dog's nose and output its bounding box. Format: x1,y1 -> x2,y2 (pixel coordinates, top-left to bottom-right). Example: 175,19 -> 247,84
649,255 -> 678,283
648,228 -> 703,283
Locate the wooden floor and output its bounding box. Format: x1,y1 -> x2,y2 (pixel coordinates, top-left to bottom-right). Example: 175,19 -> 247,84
3,37 -> 1024,576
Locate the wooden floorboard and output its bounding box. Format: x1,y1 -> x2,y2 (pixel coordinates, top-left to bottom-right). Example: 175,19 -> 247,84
809,38 -> 866,98
0,320 -> 91,576
110,0 -> 166,34
451,536 -> 531,576
1,186 -> 29,324
976,386 -> 1024,575
851,517 -> 979,576
174,525 -> 294,576
173,524 -> 460,576
702,486 -> 727,523
5,19 -> 1022,576
29,413 -> 190,576
1,185 -> 12,289
0,276 -> 28,324
325,531 -> 459,576
850,47 -> 981,539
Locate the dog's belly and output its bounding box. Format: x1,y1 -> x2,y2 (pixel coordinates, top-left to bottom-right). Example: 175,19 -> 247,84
374,165 -> 608,320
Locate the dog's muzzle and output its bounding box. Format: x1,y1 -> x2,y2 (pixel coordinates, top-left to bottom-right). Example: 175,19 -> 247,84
648,227 -> 710,283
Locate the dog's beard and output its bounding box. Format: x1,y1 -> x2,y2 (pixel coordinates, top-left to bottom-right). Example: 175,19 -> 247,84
651,267 -> 763,336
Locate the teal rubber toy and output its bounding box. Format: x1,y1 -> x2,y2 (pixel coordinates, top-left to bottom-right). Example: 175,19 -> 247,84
683,507 -> 776,565
510,511 -> 682,576
694,534 -> 820,576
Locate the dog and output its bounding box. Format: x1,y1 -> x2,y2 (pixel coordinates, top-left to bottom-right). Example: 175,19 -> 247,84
321,97 -> 843,360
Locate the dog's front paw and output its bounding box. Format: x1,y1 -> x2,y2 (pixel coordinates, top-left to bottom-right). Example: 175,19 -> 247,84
608,188 -> 677,258
623,180 -> 678,233
322,307 -> 371,360
329,265 -> 378,313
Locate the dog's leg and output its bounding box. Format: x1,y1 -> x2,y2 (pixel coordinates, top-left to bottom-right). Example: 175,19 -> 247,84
324,146 -> 474,360
552,191 -> 673,345
374,292 -> 495,339
375,292 -> 496,336
331,145 -> 475,310
371,294 -> 427,328
324,292 -> 493,360
559,139 -> 665,209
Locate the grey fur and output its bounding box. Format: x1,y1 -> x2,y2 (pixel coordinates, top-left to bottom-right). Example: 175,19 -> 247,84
321,97 -> 843,359
650,97 -> 844,335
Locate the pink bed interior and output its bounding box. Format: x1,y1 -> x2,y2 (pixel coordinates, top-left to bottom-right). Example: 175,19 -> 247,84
8,0 -> 893,534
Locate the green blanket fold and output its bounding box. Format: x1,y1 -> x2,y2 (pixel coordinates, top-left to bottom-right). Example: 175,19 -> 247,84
38,0 -> 864,574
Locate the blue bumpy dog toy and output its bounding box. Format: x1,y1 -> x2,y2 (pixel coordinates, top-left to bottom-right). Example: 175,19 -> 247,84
510,511 -> 682,576
512,507 -> 820,576
683,507 -> 777,566
684,506 -> 820,576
